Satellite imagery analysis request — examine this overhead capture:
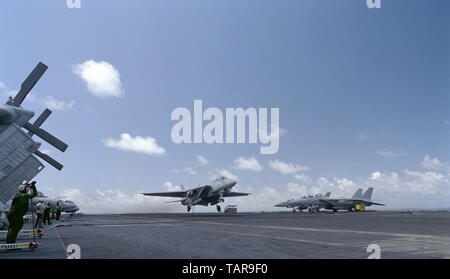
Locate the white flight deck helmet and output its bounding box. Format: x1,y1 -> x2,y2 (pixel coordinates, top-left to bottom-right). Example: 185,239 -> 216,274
18,184 -> 27,193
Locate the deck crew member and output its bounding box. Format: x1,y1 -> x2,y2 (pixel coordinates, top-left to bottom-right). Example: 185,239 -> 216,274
56,202 -> 62,220
6,181 -> 38,243
43,203 -> 52,225
35,199 -> 44,228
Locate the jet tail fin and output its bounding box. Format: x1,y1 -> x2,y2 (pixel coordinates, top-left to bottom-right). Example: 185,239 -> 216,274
324,192 -> 331,198
362,187 -> 374,200
352,188 -> 363,199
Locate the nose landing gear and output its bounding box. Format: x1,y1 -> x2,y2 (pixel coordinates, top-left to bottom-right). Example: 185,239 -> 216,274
216,205 -> 221,212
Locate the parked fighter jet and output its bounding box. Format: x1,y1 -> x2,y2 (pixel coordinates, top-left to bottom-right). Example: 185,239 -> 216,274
142,176 -> 249,212
274,192 -> 332,212
31,192 -> 79,213
2,192 -> 79,214
325,187 -> 385,212
275,188 -> 385,212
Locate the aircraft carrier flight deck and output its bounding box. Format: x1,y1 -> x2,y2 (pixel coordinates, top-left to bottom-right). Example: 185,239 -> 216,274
1,210 -> 449,259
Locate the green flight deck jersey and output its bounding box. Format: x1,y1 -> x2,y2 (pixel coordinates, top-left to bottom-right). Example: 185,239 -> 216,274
8,185 -> 37,216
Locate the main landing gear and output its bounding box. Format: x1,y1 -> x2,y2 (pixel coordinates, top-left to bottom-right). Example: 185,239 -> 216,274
187,206 -> 191,212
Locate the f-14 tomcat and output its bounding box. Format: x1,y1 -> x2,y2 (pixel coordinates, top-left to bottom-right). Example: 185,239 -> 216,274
142,176 -> 249,212
32,192 -> 80,214
275,187 -> 385,212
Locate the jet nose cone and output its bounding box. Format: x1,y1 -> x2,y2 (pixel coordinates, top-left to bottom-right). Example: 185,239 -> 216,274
274,203 -> 284,207
227,178 -> 237,186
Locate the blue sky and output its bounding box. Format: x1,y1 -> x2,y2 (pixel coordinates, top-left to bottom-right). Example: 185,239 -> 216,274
0,0 -> 449,212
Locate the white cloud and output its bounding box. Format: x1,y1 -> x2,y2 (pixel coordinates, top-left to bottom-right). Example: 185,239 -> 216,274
363,161 -> 450,208
73,60 -> 124,98
294,174 -> 313,184
270,158 -> 450,209
102,133 -> 166,156
43,95 -> 74,111
164,182 -> 183,191
196,155 -> 208,165
377,148 -> 407,159
316,177 -> 334,188
233,156 -> 263,172
40,148 -> 51,155
421,154 -> 449,172
292,177 -> 358,198
357,133 -> 369,141
268,159 -> 310,174
404,170 -> 445,194
42,186 -> 55,193
371,171 -> 381,180
59,187 -> 181,214
334,177 -> 355,191
57,153 -> 450,213
286,183 -> 308,196
60,154 -> 450,213
0,82 -> 18,101
368,169 -> 449,203
232,186 -> 287,211
174,167 -> 197,175
215,168 -> 238,181
4,88 -> 74,111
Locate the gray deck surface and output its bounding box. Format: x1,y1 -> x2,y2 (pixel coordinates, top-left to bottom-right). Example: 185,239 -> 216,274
1,211 -> 449,259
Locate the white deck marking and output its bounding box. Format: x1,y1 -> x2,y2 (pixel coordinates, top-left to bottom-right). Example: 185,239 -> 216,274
193,221 -> 442,239
181,226 -> 347,247
54,227 -> 68,258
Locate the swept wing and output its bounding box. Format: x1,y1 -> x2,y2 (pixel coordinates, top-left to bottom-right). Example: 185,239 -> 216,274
222,192 -> 250,197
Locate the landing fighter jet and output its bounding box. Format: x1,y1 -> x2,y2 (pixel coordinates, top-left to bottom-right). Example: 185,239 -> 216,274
142,176 -> 249,212
275,188 -> 385,212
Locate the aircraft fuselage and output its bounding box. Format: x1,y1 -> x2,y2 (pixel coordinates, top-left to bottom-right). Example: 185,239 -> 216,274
181,177 -> 237,207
